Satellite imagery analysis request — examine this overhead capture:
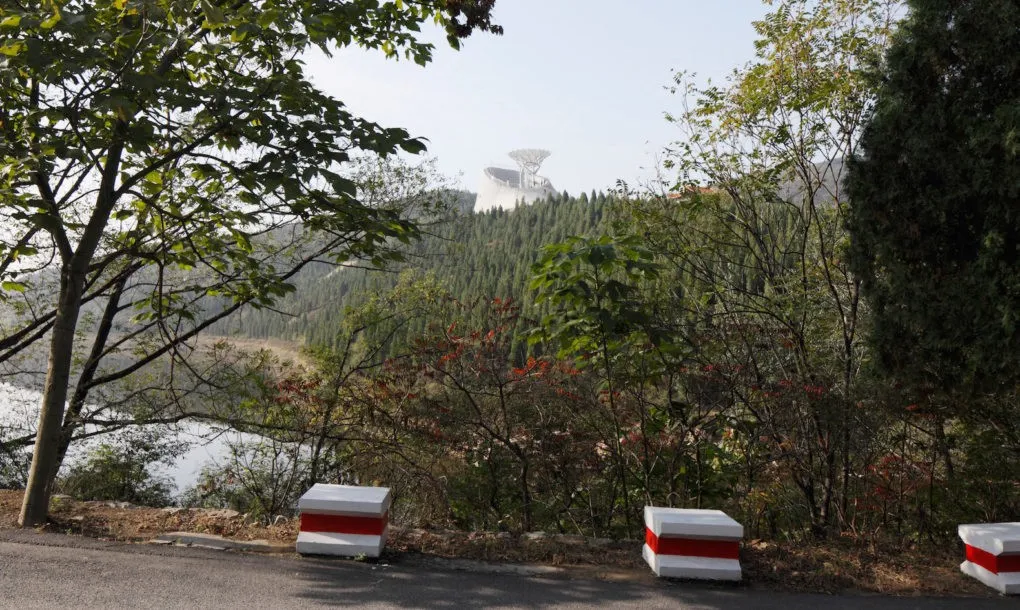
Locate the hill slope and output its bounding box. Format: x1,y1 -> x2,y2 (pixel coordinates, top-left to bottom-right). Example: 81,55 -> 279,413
219,191 -> 613,350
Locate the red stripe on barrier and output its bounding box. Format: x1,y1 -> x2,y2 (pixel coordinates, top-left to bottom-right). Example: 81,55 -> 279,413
300,512 -> 388,536
966,544 -> 1020,574
645,528 -> 739,559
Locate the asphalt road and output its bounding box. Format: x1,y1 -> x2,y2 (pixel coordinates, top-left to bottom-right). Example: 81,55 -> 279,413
0,531 -> 1014,609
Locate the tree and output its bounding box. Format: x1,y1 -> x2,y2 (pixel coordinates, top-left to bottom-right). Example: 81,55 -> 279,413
633,0 -> 901,536
0,0 -> 500,526
530,233 -> 666,531
225,190 -> 611,352
847,0 -> 1020,395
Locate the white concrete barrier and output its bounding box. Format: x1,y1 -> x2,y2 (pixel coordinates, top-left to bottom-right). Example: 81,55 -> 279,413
296,484 -> 391,558
643,506 -> 743,580
959,522 -> 1020,594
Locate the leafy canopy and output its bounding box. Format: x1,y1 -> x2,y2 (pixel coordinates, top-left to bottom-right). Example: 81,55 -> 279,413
530,233 -> 662,360
0,0 -> 500,305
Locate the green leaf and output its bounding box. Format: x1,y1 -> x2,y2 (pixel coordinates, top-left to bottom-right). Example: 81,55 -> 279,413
40,8 -> 61,29
0,41 -> 25,56
399,138 -> 427,155
200,0 -> 225,27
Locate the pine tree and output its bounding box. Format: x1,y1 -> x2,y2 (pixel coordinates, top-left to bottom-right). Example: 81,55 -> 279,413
847,0 -> 1020,392
220,193 -> 610,357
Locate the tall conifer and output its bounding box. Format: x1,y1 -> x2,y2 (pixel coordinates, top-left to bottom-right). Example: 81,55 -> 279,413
848,0 -> 1020,392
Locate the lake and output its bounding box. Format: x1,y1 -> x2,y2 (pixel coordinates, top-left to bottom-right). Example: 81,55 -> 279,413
0,382 -> 253,494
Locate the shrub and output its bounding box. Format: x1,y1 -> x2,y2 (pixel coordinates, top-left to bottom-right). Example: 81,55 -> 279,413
55,428 -> 185,507
181,439 -> 308,520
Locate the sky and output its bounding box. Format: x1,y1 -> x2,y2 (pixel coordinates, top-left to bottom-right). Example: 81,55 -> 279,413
303,1 -> 771,195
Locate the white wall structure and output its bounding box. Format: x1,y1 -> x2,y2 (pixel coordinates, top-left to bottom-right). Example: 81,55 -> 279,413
474,149 -> 557,213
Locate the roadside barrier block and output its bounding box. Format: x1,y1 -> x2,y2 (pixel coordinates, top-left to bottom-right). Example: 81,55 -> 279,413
958,522 -> 1020,594
643,506 -> 743,581
296,484 -> 391,558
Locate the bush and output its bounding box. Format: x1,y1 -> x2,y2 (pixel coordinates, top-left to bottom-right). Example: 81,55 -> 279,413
0,443 -> 30,489
181,439 -> 309,520
55,428 -> 185,507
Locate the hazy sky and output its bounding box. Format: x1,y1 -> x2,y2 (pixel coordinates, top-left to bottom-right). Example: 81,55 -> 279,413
304,1 -> 770,195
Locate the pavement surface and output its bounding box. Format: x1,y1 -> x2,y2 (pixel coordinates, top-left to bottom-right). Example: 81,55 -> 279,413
0,529 -> 1015,609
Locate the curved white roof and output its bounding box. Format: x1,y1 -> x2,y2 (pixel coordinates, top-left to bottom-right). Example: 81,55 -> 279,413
475,167 -> 556,212
483,167 -> 553,189
485,167 -> 522,186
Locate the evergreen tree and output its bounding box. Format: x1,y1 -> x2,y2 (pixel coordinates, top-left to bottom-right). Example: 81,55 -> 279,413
221,194 -> 611,359
847,0 -> 1020,392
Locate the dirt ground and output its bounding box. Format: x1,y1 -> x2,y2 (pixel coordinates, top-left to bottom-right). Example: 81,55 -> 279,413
0,490 -> 993,597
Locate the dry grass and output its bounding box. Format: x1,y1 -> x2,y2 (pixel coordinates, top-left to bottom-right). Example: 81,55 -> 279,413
0,490 -> 298,544
741,537 -> 991,596
194,335 -> 310,367
387,528 -> 645,570
0,490 -> 995,597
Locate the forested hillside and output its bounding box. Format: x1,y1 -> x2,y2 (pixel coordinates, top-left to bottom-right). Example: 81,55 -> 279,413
220,191 -> 612,350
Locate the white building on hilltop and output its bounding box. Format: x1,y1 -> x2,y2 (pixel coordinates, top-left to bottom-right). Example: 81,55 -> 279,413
475,149 -> 557,213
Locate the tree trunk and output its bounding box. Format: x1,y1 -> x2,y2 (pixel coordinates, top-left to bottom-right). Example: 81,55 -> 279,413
54,277 -> 126,474
520,460 -> 532,532
19,265 -> 86,526
20,125 -> 122,526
